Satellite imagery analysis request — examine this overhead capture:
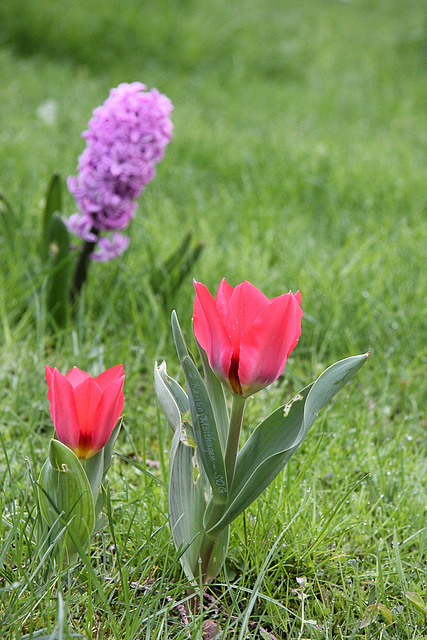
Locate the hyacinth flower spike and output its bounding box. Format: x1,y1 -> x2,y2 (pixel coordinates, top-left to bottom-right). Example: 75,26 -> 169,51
66,82 -> 173,300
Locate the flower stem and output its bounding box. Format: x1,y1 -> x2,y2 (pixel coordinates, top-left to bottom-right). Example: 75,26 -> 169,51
224,394 -> 246,490
70,228 -> 99,305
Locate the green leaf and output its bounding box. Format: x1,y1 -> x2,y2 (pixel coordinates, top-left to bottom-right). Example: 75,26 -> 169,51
172,311 -> 228,503
40,172 -> 62,262
205,526 -> 230,582
181,355 -> 229,503
38,439 -> 95,561
100,420 -> 122,480
208,353 -> 369,534
46,214 -> 71,329
0,190 -> 17,251
168,427 -> 206,583
154,361 -> 189,433
404,592 -> 427,615
85,447 -> 104,504
196,342 -> 228,454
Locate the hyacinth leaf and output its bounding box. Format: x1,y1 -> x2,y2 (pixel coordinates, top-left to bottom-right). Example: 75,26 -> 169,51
40,172 -> 62,262
46,214 -> 71,329
0,190 -> 17,251
38,439 -> 95,561
172,311 -> 228,503
207,353 -> 369,535
169,426 -> 206,583
196,342 -> 229,454
149,232 -> 205,305
154,361 -> 189,433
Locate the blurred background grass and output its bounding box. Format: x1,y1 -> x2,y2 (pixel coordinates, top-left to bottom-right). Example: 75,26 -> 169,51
0,0 -> 426,637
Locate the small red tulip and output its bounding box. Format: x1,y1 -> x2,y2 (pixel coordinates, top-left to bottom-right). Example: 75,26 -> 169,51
45,364 -> 125,459
193,279 -> 302,397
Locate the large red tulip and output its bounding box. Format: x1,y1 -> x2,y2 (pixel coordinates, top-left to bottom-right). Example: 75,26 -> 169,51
193,279 -> 302,397
45,364 -> 125,459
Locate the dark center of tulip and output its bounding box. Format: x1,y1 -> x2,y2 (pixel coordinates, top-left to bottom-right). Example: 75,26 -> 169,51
228,353 -> 242,395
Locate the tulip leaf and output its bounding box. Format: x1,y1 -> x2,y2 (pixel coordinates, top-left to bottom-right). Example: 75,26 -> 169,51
85,447 -> 105,504
181,355 -> 229,503
168,426 -> 206,582
171,311 -> 228,503
207,353 -> 369,535
154,361 -> 189,433
38,439 -> 95,561
205,526 -> 230,582
196,342 -> 229,454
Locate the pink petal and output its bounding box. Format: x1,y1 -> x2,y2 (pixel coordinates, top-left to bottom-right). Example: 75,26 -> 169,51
95,364 -> 125,391
224,281 -> 270,340
193,280 -> 233,382
238,292 -> 303,395
214,278 -> 234,323
71,377 -> 103,450
65,366 -> 92,389
49,368 -> 81,451
90,377 -> 125,452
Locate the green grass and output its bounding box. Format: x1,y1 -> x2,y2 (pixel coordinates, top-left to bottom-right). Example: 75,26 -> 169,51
1,0 -> 427,637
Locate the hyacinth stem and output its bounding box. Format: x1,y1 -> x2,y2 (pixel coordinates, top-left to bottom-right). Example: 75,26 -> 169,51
224,394 -> 247,490
70,228 -> 99,306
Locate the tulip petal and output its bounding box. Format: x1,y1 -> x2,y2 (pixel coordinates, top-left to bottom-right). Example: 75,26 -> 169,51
95,364 -> 125,391
193,281 -> 233,385
49,368 -> 81,451
72,377 -> 103,456
65,366 -> 92,388
238,292 -> 302,395
91,377 -> 125,452
215,278 -> 234,322
224,281 -> 270,339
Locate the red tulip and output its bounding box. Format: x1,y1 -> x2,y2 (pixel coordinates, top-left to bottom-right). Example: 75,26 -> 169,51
45,364 -> 125,459
193,279 -> 302,397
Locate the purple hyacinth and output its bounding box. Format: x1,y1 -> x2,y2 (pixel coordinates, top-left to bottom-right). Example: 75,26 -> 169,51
90,233 -> 130,262
66,82 -> 173,259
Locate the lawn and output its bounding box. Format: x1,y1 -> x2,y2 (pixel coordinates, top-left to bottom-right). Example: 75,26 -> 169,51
0,0 -> 426,638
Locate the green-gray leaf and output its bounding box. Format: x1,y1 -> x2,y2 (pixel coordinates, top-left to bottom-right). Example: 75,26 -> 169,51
207,353 -> 369,534
168,427 -> 206,582
38,439 -> 95,561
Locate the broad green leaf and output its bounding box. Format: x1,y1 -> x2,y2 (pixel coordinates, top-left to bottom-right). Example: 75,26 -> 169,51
196,342 -> 229,454
154,361 -> 189,433
40,172 -> 62,262
156,361 -> 189,414
38,439 -> 95,560
46,214 -> 71,329
208,354 -> 369,534
171,310 -> 190,364
168,427 -> 206,583
205,526 -> 230,582
171,311 -> 228,503
404,592 -> 427,615
181,355 -> 228,503
85,448 -> 104,504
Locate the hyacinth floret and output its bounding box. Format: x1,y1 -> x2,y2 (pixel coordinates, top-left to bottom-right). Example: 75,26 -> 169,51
66,82 -> 173,259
